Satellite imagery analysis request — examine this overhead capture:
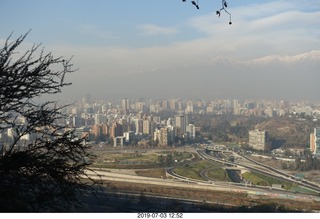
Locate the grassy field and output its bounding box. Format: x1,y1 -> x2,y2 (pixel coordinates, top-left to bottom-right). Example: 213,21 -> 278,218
171,151 -> 193,162
173,160 -> 229,181
242,171 -> 293,189
116,153 -> 158,163
246,172 -> 318,194
206,167 -> 230,181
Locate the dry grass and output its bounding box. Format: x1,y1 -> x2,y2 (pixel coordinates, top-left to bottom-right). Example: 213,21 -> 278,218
101,180 -> 320,211
135,169 -> 167,179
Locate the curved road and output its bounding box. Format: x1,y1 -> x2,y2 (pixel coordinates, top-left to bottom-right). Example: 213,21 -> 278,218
200,149 -> 320,194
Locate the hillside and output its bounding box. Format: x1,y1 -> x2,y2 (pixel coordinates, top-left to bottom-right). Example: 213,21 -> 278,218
256,116 -> 315,149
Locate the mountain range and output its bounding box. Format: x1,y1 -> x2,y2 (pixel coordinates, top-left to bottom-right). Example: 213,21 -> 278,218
82,50 -> 320,100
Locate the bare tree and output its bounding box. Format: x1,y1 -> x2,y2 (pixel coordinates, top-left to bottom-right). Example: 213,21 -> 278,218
182,0 -> 232,24
0,32 -> 100,212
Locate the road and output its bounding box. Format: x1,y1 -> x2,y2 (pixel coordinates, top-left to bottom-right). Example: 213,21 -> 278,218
81,146 -> 320,206
84,168 -> 320,204
200,148 -> 320,194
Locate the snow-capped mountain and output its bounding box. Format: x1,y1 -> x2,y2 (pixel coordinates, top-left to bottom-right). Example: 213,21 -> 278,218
246,50 -> 320,66
89,50 -> 320,100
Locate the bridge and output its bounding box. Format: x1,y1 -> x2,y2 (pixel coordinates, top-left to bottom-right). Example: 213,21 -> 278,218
224,166 -> 247,174
205,146 -> 225,153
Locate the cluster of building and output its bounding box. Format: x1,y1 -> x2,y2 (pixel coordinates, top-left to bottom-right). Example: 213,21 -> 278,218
63,97 -> 197,147
2,96 -> 320,155
72,97 -> 320,118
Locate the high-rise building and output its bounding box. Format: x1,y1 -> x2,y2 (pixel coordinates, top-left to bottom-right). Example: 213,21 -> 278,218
186,124 -> 196,139
134,119 -> 143,134
101,104 -> 108,113
233,99 -> 241,115
122,98 -> 129,115
310,128 -> 320,156
123,131 -> 134,143
159,127 -> 168,146
110,122 -> 123,139
169,99 -> 177,110
177,101 -> 183,110
167,125 -> 176,144
154,129 -> 160,142
175,115 -> 185,135
186,105 -> 193,114
91,124 -> 108,138
184,115 -> 189,132
91,124 -> 103,137
174,114 -> 192,137
310,133 -> 315,154
162,100 -> 168,110
248,129 -> 269,151
94,113 -> 107,124
135,102 -> 146,112
206,106 -> 214,114
72,116 -> 83,127
143,119 -> 151,135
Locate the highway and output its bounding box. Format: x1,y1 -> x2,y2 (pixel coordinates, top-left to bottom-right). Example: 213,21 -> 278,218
83,166 -> 320,204
239,153 -> 320,191
80,146 -> 320,205
199,148 -> 320,194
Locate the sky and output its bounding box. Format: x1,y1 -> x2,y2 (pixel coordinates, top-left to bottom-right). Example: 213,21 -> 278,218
1,0 -> 320,101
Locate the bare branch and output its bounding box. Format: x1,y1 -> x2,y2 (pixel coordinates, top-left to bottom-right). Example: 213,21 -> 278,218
0,32 -> 101,212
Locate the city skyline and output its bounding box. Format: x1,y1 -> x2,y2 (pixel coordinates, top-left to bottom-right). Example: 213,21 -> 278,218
1,0 -> 319,100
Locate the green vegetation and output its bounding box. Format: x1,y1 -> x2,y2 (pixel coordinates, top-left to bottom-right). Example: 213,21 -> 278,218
171,151 -> 193,162
116,153 -> 158,163
195,113 -> 320,149
206,167 -> 230,181
174,162 -> 206,180
173,160 -> 229,181
92,151 -> 196,169
293,151 -> 320,171
242,171 -> 318,195
242,172 -> 293,190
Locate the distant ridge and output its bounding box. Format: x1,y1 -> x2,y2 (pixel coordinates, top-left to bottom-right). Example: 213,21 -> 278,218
81,50 -> 320,100
247,50 -> 320,66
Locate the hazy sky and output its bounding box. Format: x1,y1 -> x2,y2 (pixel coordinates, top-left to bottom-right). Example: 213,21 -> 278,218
1,0 -> 320,100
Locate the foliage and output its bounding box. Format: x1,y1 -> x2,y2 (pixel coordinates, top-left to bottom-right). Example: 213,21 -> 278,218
294,150 -> 320,171
241,171 -> 293,190
0,32 -> 99,212
206,167 -> 229,181
173,160 -> 228,181
195,114 -> 266,143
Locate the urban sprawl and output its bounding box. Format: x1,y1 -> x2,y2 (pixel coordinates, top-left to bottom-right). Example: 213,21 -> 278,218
2,97 -> 320,157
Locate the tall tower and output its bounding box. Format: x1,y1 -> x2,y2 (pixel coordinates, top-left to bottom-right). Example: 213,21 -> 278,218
143,119 -> 151,135
311,128 -> 320,156
122,98 -> 129,115
159,127 -> 168,146
94,113 -> 107,124
248,129 -> 269,151
175,115 -> 185,135
310,132 -> 315,154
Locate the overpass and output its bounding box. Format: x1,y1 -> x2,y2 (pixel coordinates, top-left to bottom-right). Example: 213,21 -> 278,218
224,166 -> 247,174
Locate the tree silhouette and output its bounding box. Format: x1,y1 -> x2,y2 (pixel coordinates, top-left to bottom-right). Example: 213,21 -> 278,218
0,32 -> 100,212
182,0 -> 232,25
